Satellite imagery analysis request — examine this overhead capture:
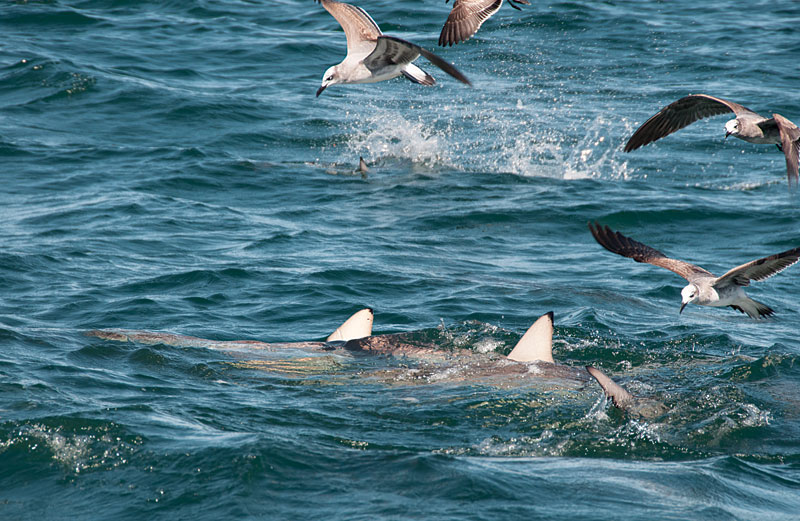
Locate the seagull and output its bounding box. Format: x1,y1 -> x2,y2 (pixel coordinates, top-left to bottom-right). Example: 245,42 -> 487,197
314,0 -> 471,96
438,0 -> 530,47
589,222 -> 800,319
624,94 -> 800,187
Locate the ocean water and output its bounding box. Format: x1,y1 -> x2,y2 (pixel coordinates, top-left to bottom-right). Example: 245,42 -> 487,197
2,0 -> 800,519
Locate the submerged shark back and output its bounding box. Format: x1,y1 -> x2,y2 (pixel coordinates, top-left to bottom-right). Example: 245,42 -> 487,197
88,307 -> 375,349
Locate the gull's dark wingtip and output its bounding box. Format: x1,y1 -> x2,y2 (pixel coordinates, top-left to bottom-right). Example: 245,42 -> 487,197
437,21 -> 472,48
588,221 -> 620,256
624,126 -> 652,153
587,221 -> 607,242
417,46 -> 472,86
623,138 -> 640,153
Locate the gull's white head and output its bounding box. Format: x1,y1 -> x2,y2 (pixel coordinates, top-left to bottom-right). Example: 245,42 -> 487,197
680,283 -> 698,314
724,118 -> 740,139
317,66 -> 339,97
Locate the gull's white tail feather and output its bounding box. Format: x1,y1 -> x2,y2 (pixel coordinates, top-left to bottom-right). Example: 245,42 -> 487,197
401,63 -> 435,86
506,312 -> 554,363
731,298 -> 775,319
327,308 -> 374,341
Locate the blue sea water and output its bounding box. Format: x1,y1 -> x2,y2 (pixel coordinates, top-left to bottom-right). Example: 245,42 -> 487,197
2,0 -> 800,519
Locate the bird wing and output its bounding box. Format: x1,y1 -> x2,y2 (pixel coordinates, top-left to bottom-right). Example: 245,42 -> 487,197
438,0 -> 504,47
715,247 -> 800,287
363,36 -> 419,72
624,94 -> 761,152
772,113 -> 800,186
589,222 -> 713,281
318,0 -> 382,58
365,36 -> 472,86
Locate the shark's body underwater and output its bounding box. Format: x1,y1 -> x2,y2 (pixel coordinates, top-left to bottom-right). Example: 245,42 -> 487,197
88,309 -> 647,409
88,309 -> 587,382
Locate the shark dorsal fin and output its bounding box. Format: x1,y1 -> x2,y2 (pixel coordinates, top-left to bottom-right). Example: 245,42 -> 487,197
326,308 -> 374,342
359,156 -> 369,174
586,366 -> 634,409
506,311 -> 554,363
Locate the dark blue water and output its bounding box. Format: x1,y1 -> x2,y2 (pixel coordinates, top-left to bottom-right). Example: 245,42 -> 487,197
2,1 -> 800,519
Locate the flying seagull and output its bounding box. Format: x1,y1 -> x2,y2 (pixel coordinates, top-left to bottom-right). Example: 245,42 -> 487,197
314,0 -> 471,96
624,94 -> 800,187
438,0 -> 530,47
589,222 -> 800,319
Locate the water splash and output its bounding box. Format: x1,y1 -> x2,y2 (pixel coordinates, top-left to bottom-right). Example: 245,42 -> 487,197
344,109 -> 457,168
340,101 -> 633,180
2,422 -> 140,474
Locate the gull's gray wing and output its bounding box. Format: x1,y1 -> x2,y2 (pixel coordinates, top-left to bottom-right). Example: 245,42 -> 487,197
365,36 -> 471,85
438,0 -> 504,47
318,0 -> 382,58
772,113 -> 800,186
589,222 -> 713,281
363,36 -> 419,73
715,247 -> 800,287
624,94 -> 762,152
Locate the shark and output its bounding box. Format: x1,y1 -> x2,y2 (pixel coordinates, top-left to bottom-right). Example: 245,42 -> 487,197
87,309 -> 653,410
87,309 -> 589,383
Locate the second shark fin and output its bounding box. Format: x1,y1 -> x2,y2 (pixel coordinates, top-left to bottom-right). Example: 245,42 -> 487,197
506,311 -> 554,363
326,308 -> 374,342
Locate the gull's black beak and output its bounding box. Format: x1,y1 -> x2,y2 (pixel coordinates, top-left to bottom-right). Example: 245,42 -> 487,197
316,85 -> 326,97
679,302 -> 687,314
724,131 -> 731,140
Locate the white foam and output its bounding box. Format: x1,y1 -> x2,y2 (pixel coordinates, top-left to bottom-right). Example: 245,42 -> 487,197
337,103 -> 634,180
474,338 -> 503,354
11,423 -> 135,474
344,109 -> 457,168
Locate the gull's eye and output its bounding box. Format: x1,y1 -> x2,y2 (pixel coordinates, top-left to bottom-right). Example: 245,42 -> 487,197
326,75 -> 334,81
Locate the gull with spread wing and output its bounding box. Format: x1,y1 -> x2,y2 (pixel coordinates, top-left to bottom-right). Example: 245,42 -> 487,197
438,0 -> 530,47
624,94 -> 800,187
314,0 -> 470,96
589,222 -> 800,319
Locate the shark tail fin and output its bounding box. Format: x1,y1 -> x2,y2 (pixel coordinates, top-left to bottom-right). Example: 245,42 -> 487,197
506,311 -> 554,363
359,156 -> 369,173
586,366 -> 634,410
326,308 -> 374,342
